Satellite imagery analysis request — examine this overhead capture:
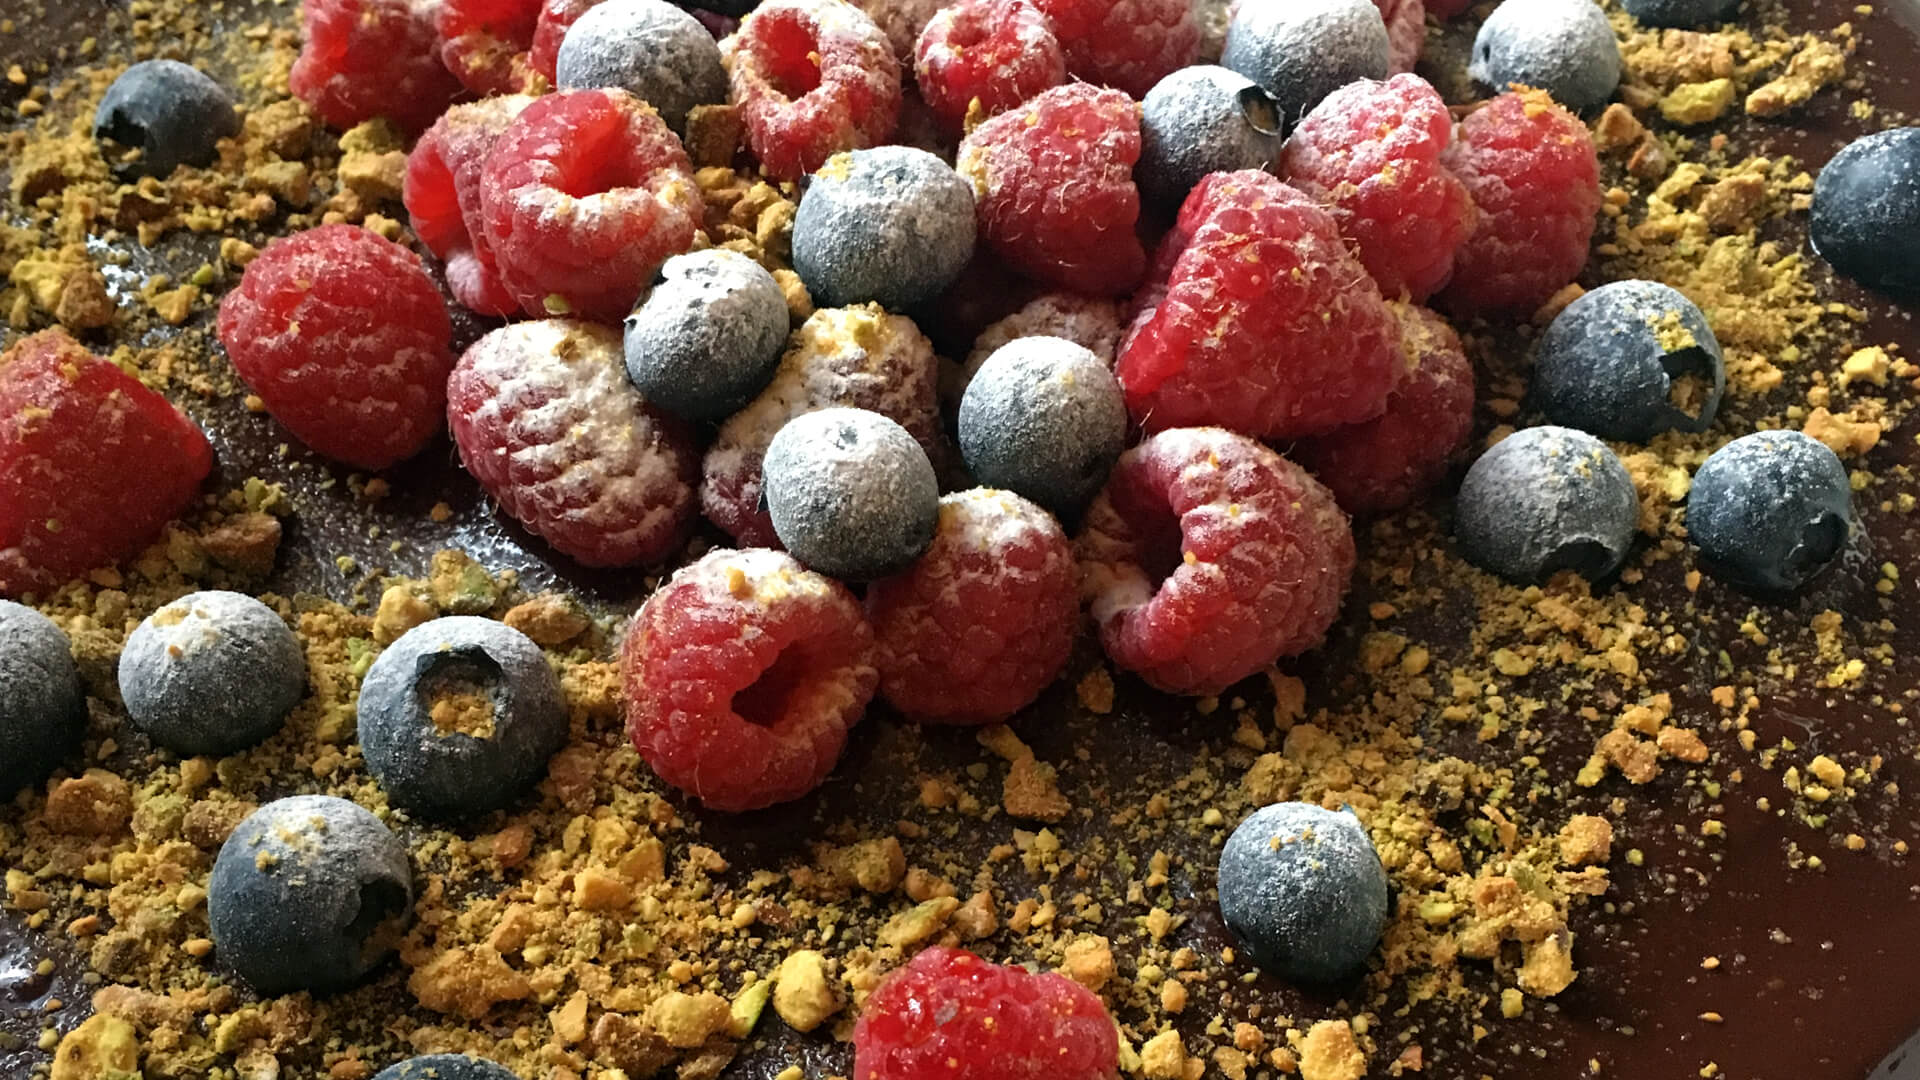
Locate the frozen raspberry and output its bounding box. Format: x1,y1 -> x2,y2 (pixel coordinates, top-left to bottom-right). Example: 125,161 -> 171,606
725,0 -> 903,181
404,94 -> 536,317
956,84 -> 1145,295
0,330 -> 213,597
1375,0 -> 1425,74
1030,0 -> 1199,98
478,87 -> 704,321
1294,303 -> 1474,514
622,548 -> 878,811
530,0 -> 601,83
945,292 -> 1125,410
438,0 -> 542,95
913,0 -> 1066,137
217,225 -> 454,471
1437,89 -> 1601,316
1278,74 -> 1475,303
290,0 -> 462,135
1116,170 -> 1401,441
849,0 -> 947,63
854,948 -> 1118,1080
866,490 -> 1077,724
704,304 -> 941,546
1077,428 -> 1354,696
448,320 -> 700,567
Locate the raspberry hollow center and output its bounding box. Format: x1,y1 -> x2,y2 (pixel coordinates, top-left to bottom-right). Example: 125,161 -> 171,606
732,643 -> 817,728
757,16 -> 825,99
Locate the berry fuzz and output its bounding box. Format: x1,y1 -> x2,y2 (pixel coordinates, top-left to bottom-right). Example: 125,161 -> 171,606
792,146 -> 977,311
624,249 -> 790,421
1533,279 -> 1726,441
958,336 -> 1128,518
0,601 -> 85,797
119,591 -> 307,757
912,0 -> 1065,138
555,0 -> 729,134
724,0 -> 903,181
1138,65 -> 1285,214
1686,430 -> 1861,593
762,408 -> 941,580
1454,425 -> 1638,584
1219,803 -> 1391,984
92,60 -> 240,179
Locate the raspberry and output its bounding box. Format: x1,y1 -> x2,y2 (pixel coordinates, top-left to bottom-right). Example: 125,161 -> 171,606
704,304 -> 941,547
448,320 -> 699,567
1029,0 -> 1200,98
478,88 -> 704,321
438,0 -> 542,95
1375,0 -> 1425,74
404,94 -> 535,317
866,490 -> 1077,724
622,548 -> 877,811
946,291 -> 1125,409
725,0 -> 903,181
849,0 -> 947,63
0,330 -> 213,598
1115,170 -> 1401,441
1077,427 -> 1355,696
1294,303 -> 1475,514
530,0 -> 600,83
289,0 -> 462,135
1278,74 -> 1475,303
217,225 -> 454,471
853,948 -> 1119,1080
1437,89 -> 1601,316
913,0 -> 1066,137
956,84 -> 1146,296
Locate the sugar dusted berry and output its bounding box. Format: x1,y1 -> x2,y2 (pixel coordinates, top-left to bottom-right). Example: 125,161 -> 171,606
854,947 -> 1119,1080
449,320 -> 701,567
93,60 -> 240,179
1470,0 -> 1621,113
1138,65 -> 1285,213
764,408 -> 941,579
479,88 -> 704,321
1376,0 -> 1426,73
1687,431 -> 1861,594
1222,0 -> 1388,129
1116,170 -> 1402,441
959,336 -> 1127,518
0,601 -> 85,797
531,0 -> 602,82
438,0 -> 543,95
867,489 -> 1077,724
1437,88 -> 1601,316
290,0 -> 462,134
912,0 -> 1065,138
1078,427 -> 1355,696
119,591 -> 307,758
1455,425 -> 1638,584
704,304 -> 941,547
1534,279 -> 1725,442
623,548 -> 878,811
793,146 -> 976,311
556,0 -> 729,133
724,0 -> 903,181
404,94 -> 536,318
1278,74 -> 1475,303
218,225 -> 454,471
1029,0 -> 1200,98
0,329 -> 214,598
1219,803 -> 1390,984
957,84 -> 1145,296
1811,127 -> 1920,296
625,249 -> 790,421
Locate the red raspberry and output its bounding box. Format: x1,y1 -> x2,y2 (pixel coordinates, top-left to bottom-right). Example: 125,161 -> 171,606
1294,303 -> 1474,514
623,547 -> 878,811
854,947 -> 1118,1080
1437,89 -> 1602,316
913,0 -> 1065,137
289,0 -> 462,135
866,490 -> 1077,725
530,0 -> 600,83
1115,170 -> 1401,441
447,320 -> 700,567
1375,0 -> 1425,74
1029,0 -> 1199,98
217,225 -> 454,471
404,94 -> 536,317
849,0 -> 946,63
725,0 -> 903,181
438,0 -> 543,95
704,304 -> 941,547
1077,427 -> 1354,696
0,331 -> 213,598
957,84 -> 1145,296
1278,74 -> 1475,303
478,88 -> 705,321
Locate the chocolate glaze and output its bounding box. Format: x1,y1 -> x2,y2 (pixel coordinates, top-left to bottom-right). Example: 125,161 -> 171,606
3,1 -> 1920,1077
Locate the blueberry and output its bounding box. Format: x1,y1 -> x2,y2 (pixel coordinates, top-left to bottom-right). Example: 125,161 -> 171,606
1619,0 -> 1740,28
208,795 -> 413,996
93,60 -> 240,179
626,249 -> 789,421
1221,0 -> 1388,129
1533,280 -> 1726,442
1686,430 -> 1859,593
957,337 -> 1127,519
357,617 -> 568,820
117,591 -> 307,757
792,147 -> 977,312
1138,66 -> 1286,213
762,407 -> 940,579
1455,426 -> 1638,584
1218,802 -> 1390,985
556,0 -> 728,134
0,601 -> 85,798
373,1055 -> 521,1080
1469,0 -> 1622,113
1811,127 -> 1920,296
